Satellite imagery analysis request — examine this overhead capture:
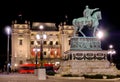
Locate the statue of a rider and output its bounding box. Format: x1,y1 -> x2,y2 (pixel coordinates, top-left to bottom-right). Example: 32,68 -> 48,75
83,5 -> 99,19
83,5 -> 100,37
72,5 -> 101,37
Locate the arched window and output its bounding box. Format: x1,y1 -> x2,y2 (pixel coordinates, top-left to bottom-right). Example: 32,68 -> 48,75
56,41 -> 58,45
49,41 -> 53,45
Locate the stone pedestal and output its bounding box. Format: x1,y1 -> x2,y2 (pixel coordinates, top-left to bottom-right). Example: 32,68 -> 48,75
38,68 -> 46,80
34,69 -> 38,76
60,37 -> 120,75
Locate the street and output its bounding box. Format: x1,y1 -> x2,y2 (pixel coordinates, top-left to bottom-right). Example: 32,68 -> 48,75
0,73 -> 120,82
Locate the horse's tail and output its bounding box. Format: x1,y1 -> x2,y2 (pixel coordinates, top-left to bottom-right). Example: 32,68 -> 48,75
72,19 -> 77,26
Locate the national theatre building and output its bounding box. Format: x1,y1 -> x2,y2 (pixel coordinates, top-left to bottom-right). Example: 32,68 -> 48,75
11,20 -> 74,70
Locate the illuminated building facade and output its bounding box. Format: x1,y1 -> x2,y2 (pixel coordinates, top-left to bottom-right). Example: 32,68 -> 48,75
11,20 -> 74,70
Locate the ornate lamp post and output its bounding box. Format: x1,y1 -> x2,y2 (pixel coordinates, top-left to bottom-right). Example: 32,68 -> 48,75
33,40 -> 40,69
37,25 -> 47,67
33,40 -> 40,76
108,44 -> 116,65
37,25 -> 47,80
5,26 -> 11,74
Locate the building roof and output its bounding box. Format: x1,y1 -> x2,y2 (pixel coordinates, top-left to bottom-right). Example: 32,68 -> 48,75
31,22 -> 58,31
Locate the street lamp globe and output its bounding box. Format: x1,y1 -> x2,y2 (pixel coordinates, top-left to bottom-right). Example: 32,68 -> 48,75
43,34 -> 47,40
108,44 -> 116,65
5,26 -> 11,35
39,25 -> 44,30
109,44 -> 113,49
36,34 -> 40,40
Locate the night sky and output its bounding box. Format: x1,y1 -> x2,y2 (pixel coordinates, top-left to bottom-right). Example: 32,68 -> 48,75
0,0 -> 120,66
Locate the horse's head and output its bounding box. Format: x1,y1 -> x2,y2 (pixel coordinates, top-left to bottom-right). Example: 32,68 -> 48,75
92,11 -> 102,20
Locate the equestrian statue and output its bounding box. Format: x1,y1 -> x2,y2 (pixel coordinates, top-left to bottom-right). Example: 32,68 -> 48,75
72,5 -> 102,37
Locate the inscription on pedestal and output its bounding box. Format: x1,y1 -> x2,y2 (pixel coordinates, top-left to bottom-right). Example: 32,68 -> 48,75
70,37 -> 101,50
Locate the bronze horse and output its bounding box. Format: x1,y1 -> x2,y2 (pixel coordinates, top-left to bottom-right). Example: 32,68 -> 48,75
72,11 -> 102,37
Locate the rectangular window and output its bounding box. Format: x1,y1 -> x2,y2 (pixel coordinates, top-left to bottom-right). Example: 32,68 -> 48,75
19,35 -> 23,37
56,41 -> 58,45
69,40 -> 70,45
43,41 -> 47,45
19,40 -> 23,45
44,52 -> 46,55
31,41 -> 34,45
37,41 -> 40,45
49,41 -> 53,45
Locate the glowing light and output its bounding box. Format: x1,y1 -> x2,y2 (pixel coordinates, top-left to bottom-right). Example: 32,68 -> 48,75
14,64 -> 18,67
109,44 -> 113,49
43,34 -> 47,39
5,26 -> 11,35
96,30 -> 104,39
39,25 -> 44,30
36,34 -> 40,40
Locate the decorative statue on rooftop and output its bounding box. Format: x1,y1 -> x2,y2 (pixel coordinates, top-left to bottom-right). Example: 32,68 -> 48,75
72,5 -> 102,37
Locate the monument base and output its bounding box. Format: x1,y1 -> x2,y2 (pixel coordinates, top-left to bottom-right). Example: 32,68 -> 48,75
60,37 -> 120,76
59,60 -> 120,76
